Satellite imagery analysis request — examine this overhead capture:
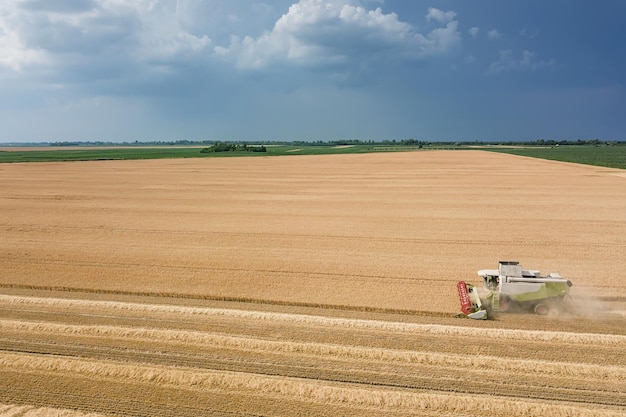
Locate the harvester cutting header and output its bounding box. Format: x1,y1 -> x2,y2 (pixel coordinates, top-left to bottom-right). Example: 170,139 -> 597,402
458,261 -> 573,319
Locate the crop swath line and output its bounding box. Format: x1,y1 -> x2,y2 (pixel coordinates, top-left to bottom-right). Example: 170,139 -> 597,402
2,317 -> 626,408
3,318 -> 626,384
0,403 -> 108,417
3,352 -> 625,417
1,335 -> 625,409
3,318 -> 626,377
1,382 -> 263,417
2,293 -> 626,415
2,295 -> 625,345
0,286 -> 450,317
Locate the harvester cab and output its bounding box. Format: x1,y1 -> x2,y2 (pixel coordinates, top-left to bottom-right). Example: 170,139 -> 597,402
457,261 -> 573,319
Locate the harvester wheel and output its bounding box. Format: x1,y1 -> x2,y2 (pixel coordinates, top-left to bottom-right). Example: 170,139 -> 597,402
534,303 -> 550,315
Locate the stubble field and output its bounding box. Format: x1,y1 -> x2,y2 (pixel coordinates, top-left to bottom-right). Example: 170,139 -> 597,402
1,151 -> 625,416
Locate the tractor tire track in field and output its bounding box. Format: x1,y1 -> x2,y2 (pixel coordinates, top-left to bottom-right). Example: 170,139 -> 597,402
1,293 -> 626,416
3,223 -> 623,250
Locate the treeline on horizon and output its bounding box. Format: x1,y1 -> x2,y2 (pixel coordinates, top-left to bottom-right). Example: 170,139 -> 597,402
4,138 -> 624,147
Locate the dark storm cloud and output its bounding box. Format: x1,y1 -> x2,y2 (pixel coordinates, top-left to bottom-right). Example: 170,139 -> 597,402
0,0 -> 624,142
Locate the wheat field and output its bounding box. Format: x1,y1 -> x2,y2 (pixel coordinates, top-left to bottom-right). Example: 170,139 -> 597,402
1,150 -> 625,416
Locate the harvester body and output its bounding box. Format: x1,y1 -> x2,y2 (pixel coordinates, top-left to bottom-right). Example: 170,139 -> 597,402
458,261 -> 572,319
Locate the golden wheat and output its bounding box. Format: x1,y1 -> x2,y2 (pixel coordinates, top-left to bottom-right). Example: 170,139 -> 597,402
2,152 -> 625,312
2,152 -> 626,416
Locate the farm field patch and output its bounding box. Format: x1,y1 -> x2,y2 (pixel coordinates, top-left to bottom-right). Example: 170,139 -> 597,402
1,151 -> 625,415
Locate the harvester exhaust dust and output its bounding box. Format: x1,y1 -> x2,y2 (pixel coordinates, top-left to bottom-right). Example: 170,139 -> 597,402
457,261 -> 573,319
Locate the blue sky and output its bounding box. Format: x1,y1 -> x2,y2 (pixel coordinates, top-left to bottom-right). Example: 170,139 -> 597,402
1,0 -> 624,142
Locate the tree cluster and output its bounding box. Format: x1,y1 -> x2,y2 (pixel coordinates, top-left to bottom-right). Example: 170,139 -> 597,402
200,142 -> 267,153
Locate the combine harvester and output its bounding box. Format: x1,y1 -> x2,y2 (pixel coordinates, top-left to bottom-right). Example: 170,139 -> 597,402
457,261 -> 573,319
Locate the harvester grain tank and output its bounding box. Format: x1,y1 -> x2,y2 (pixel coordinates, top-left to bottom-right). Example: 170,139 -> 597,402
457,261 -> 573,319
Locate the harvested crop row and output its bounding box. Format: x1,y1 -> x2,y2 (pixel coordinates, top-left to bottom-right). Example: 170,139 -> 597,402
4,292 -> 625,411
2,295 -> 624,346
2,352 -> 624,417
0,404 -> 106,417
3,318 -> 625,383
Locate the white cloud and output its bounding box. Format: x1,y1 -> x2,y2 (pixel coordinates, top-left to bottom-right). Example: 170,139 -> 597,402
426,7 -> 456,24
1,0 -> 464,99
2,0 -> 462,84
0,27 -> 48,71
519,27 -> 539,39
0,0 -> 211,74
488,49 -> 555,74
487,29 -> 501,40
0,0 -> 50,71
468,27 -> 479,38
217,1 -> 461,70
